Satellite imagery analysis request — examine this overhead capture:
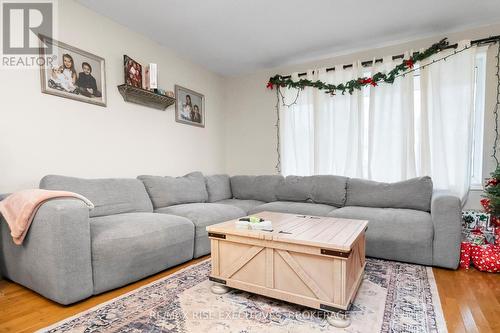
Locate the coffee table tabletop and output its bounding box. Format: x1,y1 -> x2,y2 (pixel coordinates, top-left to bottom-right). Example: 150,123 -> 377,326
206,211 -> 368,252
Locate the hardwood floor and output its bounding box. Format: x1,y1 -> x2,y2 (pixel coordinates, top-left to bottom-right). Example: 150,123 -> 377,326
433,267 -> 500,333
0,259 -> 498,333
0,257 -> 209,333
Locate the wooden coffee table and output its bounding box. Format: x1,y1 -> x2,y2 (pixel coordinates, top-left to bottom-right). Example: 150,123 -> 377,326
206,211 -> 368,327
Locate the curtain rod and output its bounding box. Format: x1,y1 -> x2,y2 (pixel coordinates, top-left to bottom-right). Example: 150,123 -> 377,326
286,35 -> 500,78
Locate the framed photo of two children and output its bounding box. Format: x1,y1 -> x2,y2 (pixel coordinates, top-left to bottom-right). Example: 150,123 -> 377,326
175,85 -> 205,128
39,35 -> 107,107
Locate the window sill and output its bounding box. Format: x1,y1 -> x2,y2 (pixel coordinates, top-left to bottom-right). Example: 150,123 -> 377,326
469,184 -> 484,191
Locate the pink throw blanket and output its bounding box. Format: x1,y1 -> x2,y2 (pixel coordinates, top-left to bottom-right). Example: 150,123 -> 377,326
0,189 -> 94,245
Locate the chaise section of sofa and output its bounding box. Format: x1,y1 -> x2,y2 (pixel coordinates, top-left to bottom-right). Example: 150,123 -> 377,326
39,175 -> 194,301
327,177 -> 435,266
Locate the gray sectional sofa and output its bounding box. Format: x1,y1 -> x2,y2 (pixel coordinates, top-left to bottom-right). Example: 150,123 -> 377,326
0,172 -> 462,305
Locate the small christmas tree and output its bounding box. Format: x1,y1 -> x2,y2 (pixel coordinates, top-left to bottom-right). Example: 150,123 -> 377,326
481,166 -> 500,227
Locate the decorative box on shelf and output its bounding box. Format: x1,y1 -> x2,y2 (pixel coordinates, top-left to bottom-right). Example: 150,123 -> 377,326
117,84 -> 175,110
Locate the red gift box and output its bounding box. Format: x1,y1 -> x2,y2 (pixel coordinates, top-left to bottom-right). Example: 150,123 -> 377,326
460,241 -> 472,270
495,227 -> 500,246
471,244 -> 500,273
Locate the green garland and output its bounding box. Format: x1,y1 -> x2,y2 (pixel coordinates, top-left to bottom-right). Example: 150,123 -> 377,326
266,38 -> 450,95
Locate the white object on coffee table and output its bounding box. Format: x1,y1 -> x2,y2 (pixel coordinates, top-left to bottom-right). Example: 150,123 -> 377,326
235,220 -> 273,230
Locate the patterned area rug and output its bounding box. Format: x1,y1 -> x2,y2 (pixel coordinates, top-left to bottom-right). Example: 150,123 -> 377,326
39,259 -> 447,333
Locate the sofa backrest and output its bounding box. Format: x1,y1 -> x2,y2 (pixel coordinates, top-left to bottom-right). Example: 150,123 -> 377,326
230,175 -> 284,202
39,175 -> 153,217
275,175 -> 348,207
138,172 -> 208,209
205,174 -> 232,202
346,176 -> 433,212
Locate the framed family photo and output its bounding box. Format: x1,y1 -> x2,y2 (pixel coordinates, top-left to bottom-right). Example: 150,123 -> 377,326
175,85 -> 205,128
124,55 -> 142,88
39,35 -> 107,107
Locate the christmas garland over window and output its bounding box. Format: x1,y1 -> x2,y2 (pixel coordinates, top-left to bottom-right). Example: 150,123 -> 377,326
267,37 -> 500,174
266,38 -> 451,95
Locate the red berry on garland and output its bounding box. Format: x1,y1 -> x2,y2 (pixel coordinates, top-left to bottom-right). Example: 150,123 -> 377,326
404,58 -> 415,69
359,77 -> 378,87
266,82 -> 274,90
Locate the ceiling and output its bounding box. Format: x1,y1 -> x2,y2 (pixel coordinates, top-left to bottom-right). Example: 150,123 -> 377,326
77,0 -> 500,76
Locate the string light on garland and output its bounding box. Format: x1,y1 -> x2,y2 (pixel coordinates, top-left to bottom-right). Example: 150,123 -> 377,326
492,41 -> 500,167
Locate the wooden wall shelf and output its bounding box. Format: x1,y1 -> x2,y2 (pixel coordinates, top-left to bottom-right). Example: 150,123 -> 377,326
117,84 -> 175,110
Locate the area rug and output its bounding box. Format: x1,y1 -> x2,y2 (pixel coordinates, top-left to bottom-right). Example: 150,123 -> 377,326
38,259 -> 447,333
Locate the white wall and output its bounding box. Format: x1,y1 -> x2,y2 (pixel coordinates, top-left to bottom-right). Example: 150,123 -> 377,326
0,0 -> 226,192
224,23 -> 500,209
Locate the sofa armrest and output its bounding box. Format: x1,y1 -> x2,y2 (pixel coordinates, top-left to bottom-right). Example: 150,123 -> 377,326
430,190 -> 462,269
0,199 -> 93,304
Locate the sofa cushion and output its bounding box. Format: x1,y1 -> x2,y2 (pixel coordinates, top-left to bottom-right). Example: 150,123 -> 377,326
276,176 -> 313,202
346,177 -> 433,212
249,201 -> 336,216
275,175 -> 348,207
215,199 -> 266,214
89,212 -> 194,294
155,203 -> 245,257
328,206 -> 433,265
230,175 -> 284,202
138,172 -> 208,209
311,175 -> 348,207
40,175 -> 153,217
205,174 -> 232,202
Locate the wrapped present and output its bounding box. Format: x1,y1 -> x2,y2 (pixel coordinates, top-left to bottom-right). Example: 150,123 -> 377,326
459,242 -> 472,270
462,210 -> 489,230
496,227 -> 500,246
471,244 -> 500,273
461,210 -> 495,244
468,228 -> 486,245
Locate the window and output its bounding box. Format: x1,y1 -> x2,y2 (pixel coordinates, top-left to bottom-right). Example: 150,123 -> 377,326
360,49 -> 487,188
281,45 -> 483,197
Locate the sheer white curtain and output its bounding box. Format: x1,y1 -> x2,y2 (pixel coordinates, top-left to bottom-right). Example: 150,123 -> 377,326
419,41 -> 476,200
280,41 -> 477,199
368,54 -> 416,182
280,71 -> 315,176
280,65 -> 364,176
314,64 -> 364,177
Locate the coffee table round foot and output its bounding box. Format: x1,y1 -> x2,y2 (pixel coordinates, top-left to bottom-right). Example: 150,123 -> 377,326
327,312 -> 351,328
211,284 -> 230,295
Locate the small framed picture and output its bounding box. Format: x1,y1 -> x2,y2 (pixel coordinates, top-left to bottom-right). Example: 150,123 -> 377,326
175,85 -> 205,128
124,55 -> 142,88
39,35 -> 106,107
